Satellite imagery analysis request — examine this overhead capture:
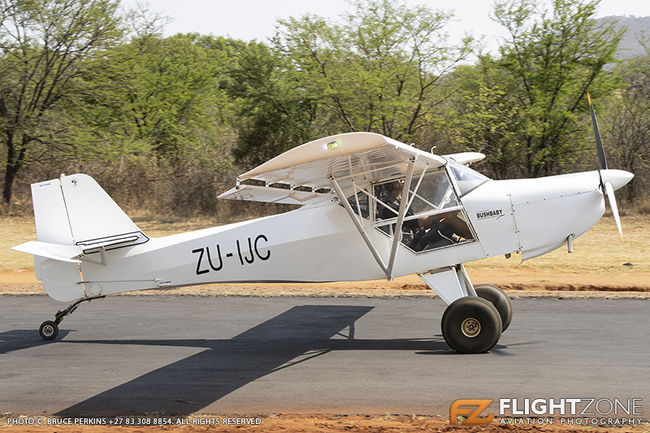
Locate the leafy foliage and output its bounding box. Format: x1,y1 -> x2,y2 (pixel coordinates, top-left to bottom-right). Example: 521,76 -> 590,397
491,0 -> 623,177
0,0 -> 123,207
0,0 -> 647,213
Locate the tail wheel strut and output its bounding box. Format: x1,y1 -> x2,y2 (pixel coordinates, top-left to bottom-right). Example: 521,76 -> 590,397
39,295 -> 105,341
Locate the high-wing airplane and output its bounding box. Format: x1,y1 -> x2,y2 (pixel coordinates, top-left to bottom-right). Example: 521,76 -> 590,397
12,96 -> 633,353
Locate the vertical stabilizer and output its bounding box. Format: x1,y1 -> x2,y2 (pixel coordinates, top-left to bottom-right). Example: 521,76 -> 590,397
58,174 -> 141,243
21,174 -> 146,302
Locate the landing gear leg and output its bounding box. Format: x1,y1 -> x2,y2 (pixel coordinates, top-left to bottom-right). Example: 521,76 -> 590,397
39,296 -> 105,341
419,265 -> 507,353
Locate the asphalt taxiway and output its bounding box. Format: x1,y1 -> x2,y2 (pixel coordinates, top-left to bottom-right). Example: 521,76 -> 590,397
0,295 -> 648,417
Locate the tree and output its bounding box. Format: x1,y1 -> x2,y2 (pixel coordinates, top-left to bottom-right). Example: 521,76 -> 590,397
224,41 -> 317,167
67,32 -> 242,214
269,0 -> 472,150
79,33 -> 227,158
602,48 -> 650,202
0,0 -> 123,209
441,58 -> 524,179
489,0 -> 623,177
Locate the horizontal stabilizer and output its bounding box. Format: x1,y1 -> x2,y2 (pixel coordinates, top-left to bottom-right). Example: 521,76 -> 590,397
11,241 -> 82,263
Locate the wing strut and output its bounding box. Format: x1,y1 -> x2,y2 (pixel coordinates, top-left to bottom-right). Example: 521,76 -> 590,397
329,157 -> 416,280
386,158 -> 415,278
330,175 -> 389,276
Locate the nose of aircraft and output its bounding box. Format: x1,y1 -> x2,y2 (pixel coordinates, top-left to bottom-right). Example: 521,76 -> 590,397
600,169 -> 634,191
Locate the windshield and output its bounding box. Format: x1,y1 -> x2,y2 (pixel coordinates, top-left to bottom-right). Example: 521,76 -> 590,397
447,160 -> 490,196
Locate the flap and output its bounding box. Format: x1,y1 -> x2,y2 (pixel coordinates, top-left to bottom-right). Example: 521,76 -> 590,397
218,184 -> 333,205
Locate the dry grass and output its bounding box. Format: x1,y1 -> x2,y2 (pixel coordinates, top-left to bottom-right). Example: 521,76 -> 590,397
465,214 -> 650,284
0,216 -> 40,271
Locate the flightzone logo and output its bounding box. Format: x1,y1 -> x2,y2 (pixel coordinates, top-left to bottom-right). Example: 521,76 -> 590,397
450,398 -> 644,426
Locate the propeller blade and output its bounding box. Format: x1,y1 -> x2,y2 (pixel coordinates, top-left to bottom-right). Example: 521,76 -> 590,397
603,181 -> 623,239
588,93 -> 608,170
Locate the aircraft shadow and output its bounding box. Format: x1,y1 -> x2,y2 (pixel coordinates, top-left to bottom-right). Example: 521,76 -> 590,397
55,305 -> 451,416
0,329 -> 71,355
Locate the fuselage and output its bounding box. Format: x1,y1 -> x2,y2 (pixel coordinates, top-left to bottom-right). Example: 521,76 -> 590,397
42,168 -> 630,302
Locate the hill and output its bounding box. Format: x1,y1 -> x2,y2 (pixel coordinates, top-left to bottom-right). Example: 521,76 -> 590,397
599,15 -> 650,59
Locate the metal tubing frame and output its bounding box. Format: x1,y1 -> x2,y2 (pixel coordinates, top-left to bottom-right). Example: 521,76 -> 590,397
332,161 -> 403,182
372,204 -> 464,228
330,176 -> 389,277
358,186 -> 399,217
405,164 -> 428,210
386,158 -> 416,278
330,158 -> 416,280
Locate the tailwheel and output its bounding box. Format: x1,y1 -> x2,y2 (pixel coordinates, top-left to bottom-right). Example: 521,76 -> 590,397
474,284 -> 513,331
37,295 -> 105,341
39,320 -> 59,341
442,297 -> 502,353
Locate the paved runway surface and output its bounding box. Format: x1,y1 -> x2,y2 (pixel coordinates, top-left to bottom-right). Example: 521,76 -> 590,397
0,296 -> 648,417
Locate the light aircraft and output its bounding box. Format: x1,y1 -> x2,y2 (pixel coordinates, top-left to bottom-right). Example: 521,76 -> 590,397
12,96 -> 633,353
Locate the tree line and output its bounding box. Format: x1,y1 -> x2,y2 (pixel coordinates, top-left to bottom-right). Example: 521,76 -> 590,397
1,0 -> 647,216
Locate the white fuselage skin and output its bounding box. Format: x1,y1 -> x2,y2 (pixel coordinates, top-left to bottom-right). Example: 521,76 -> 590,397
43,169 -> 631,302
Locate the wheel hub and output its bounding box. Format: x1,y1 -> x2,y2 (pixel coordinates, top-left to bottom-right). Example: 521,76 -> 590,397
42,325 -> 55,337
461,317 -> 481,338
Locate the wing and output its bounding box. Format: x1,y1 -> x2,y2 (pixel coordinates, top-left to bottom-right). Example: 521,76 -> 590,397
443,152 -> 485,165
219,132 -> 446,204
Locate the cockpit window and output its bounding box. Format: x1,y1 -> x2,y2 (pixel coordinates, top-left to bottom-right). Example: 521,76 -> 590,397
447,160 -> 490,196
409,170 -> 460,213
373,168 -> 474,253
346,190 -> 369,219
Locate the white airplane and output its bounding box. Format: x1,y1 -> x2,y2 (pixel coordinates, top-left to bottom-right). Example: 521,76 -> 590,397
12,96 -> 632,353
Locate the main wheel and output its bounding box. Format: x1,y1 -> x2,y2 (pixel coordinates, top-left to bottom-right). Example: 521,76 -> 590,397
441,297 -> 502,353
474,284 -> 513,331
39,320 -> 58,341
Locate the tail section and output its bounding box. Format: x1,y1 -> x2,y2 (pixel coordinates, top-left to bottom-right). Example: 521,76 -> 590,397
12,174 -> 147,302
34,174 -> 142,244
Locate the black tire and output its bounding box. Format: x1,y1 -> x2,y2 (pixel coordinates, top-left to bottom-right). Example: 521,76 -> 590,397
474,284 -> 513,331
39,320 -> 58,341
441,297 -> 502,353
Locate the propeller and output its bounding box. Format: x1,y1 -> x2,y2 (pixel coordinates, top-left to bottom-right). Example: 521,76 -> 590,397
588,93 -> 607,170
587,93 -> 623,239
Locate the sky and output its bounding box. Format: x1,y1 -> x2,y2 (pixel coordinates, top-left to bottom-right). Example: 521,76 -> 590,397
125,0 -> 650,54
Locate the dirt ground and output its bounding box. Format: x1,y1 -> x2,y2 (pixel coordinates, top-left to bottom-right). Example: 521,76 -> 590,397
1,414 -> 648,433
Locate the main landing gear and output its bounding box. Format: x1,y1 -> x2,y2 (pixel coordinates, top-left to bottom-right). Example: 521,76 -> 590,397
38,296 -> 105,340
441,284 -> 512,354
474,283 -> 513,331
